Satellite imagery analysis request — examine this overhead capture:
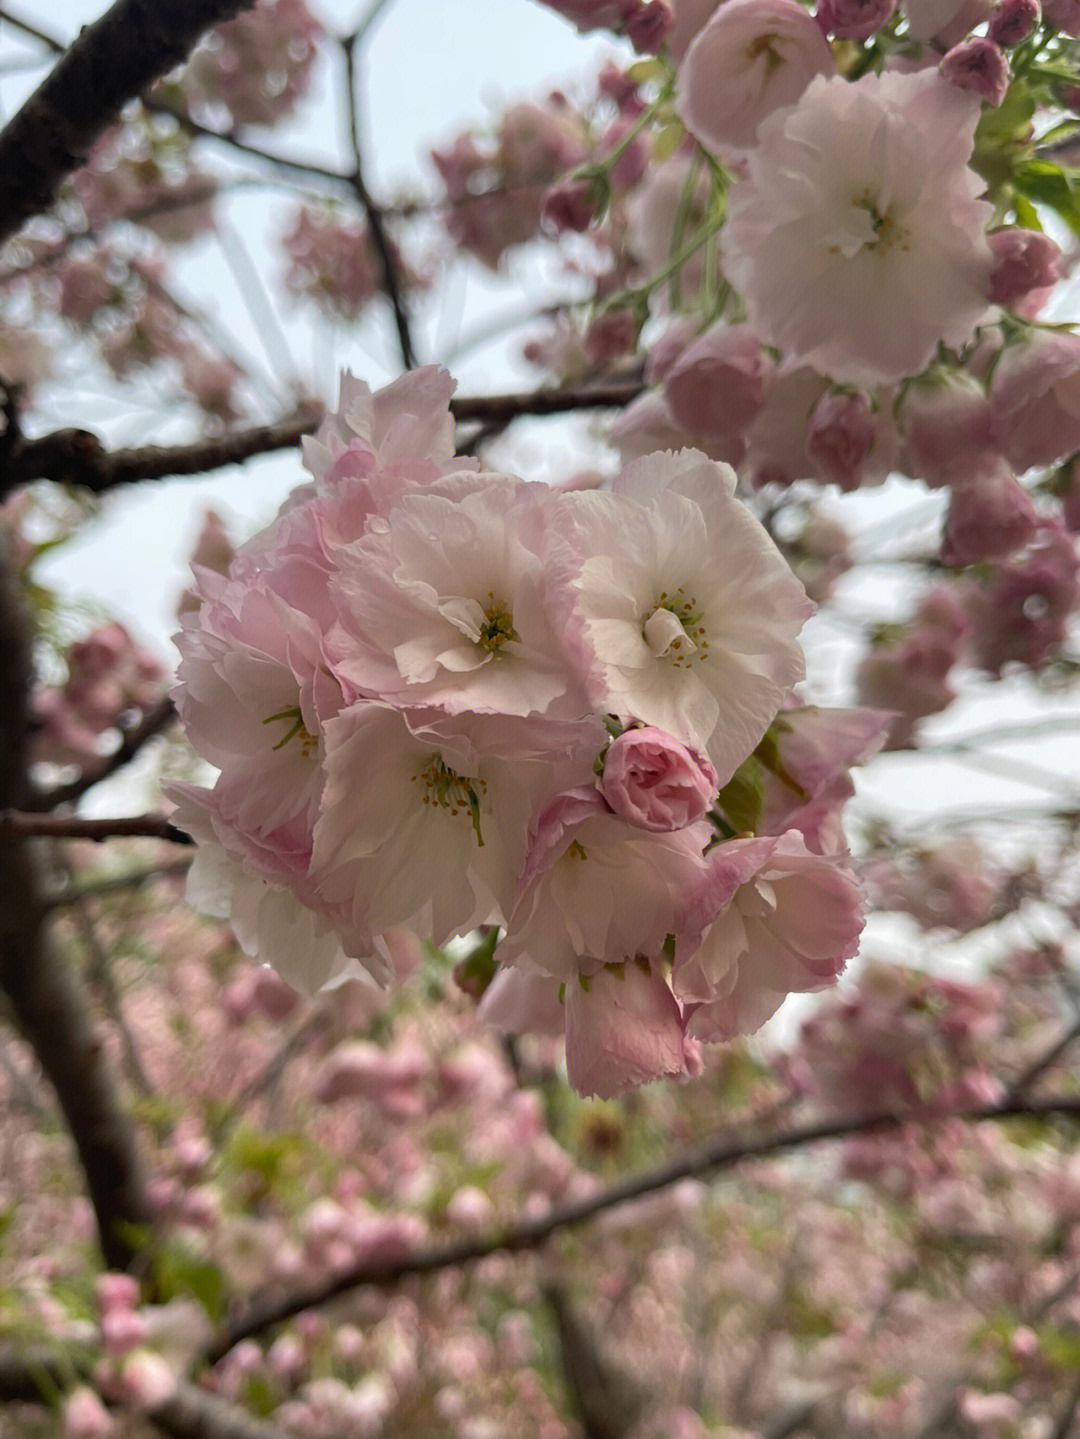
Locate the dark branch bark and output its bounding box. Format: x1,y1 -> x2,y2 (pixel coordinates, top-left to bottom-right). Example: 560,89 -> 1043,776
0,0 -> 257,249
343,37 -> 416,369
0,810 -> 194,843
0,546 -> 153,1272
203,1091 -> 1080,1364
0,383 -> 643,498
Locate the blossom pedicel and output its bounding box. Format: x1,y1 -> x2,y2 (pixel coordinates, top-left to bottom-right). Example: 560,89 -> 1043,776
170,367 -> 885,1098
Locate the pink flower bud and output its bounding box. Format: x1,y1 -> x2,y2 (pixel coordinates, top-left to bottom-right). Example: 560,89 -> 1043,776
988,0 -> 1039,43
1043,0 -> 1080,31
626,0 -> 674,50
541,176 -> 598,233
940,38 -> 1010,106
988,227 -> 1061,310
664,321 -> 774,440
96,1272 -> 139,1316
898,370 -> 995,488
816,0 -> 896,37
600,727 -> 719,831
941,460 -> 1039,566
101,1308 -> 148,1356
805,390 -> 877,490
63,1387 -> 115,1439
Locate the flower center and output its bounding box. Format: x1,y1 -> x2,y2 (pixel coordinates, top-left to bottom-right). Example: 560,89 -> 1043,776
262,704 -> 319,759
643,587 -> 708,668
745,33 -> 785,76
478,592 -> 519,654
412,754 -> 487,845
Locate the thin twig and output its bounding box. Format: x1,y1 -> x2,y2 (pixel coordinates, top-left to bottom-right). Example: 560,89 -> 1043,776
41,856 -> 192,911
30,694 -> 177,812
342,35 -> 416,368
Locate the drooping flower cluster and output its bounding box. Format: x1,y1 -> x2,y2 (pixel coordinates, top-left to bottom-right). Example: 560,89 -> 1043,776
171,367 -> 881,1096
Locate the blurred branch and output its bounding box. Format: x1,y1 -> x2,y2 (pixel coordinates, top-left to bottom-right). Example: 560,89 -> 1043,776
0,1341 -> 297,1439
0,542 -> 152,1272
29,694 -> 178,812
42,856 -> 191,910
0,0 -> 258,250
203,1091 -> 1080,1364
0,810 -> 193,843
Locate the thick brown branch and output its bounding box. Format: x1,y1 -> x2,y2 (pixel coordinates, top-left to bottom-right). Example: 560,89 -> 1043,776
0,810 -> 193,844
0,0 -> 257,249
0,547 -> 152,1272
203,1092 -> 1080,1364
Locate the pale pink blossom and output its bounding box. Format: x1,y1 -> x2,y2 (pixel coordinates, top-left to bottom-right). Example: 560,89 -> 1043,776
501,786 -> 713,981
600,725 -> 718,831
558,450 -> 812,779
674,831 -> 865,1040
677,0 -> 834,153
565,958 -> 691,1097
169,0 -> 321,130
722,71 -> 994,386
330,473 -> 586,721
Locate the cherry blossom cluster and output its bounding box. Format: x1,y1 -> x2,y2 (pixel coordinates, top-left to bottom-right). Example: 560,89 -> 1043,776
154,0 -> 323,131
169,366 -> 884,1096
32,622 -> 165,770
281,205 -> 428,322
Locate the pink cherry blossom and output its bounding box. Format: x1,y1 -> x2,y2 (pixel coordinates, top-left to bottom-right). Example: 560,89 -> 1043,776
565,958 -> 692,1098
677,0 -> 834,153
557,449 -> 812,780
674,831 -> 865,1041
662,322 -> 775,442
722,71 -> 994,386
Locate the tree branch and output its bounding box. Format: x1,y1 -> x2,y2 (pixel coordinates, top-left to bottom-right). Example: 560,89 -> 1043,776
0,382 -> 642,498
0,0 -> 258,250
0,810 -> 193,844
343,35 -> 416,369
0,544 -> 153,1272
29,695 -> 178,812
202,1091 -> 1080,1364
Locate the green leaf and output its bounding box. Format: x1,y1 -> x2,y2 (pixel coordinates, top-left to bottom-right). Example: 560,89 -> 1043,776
716,754 -> 765,835
1014,160 -> 1080,238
